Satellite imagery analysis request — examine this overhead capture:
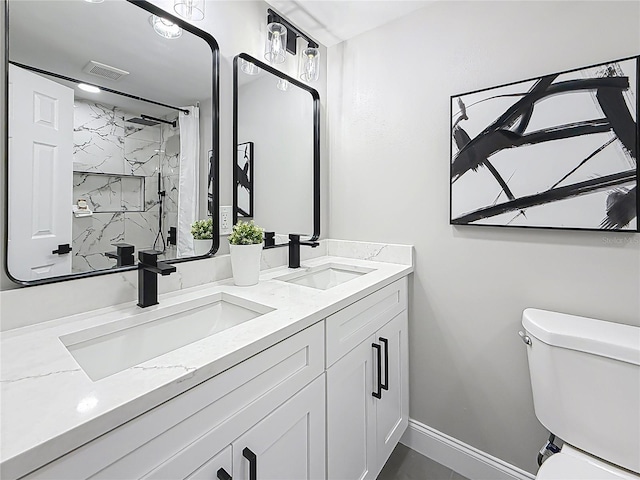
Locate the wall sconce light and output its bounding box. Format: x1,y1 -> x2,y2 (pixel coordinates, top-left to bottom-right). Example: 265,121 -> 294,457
299,47 -> 320,82
265,8 -> 320,82
150,15 -> 182,39
276,79 -> 290,92
241,59 -> 261,76
173,0 -> 204,21
264,22 -> 287,64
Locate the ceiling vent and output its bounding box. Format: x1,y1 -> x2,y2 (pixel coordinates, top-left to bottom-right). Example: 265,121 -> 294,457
82,61 -> 129,81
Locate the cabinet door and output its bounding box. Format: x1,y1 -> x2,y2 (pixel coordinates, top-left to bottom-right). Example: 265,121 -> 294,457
327,336 -> 377,480
232,375 -> 325,480
375,311 -> 409,473
187,446 -> 232,480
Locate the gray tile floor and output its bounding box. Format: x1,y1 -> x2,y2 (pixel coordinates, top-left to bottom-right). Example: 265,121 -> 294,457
377,444 -> 470,480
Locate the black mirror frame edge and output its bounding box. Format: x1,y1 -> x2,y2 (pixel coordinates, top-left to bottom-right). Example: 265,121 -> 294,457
3,0 -> 221,286
233,53 -> 321,245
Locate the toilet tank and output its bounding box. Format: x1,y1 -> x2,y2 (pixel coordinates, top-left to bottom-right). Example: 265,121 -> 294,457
522,309 -> 640,474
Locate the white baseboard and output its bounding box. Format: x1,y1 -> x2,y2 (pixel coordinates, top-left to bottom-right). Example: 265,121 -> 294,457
400,419 -> 536,480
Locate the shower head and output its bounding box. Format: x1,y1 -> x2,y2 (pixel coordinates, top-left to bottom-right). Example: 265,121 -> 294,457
126,116 -> 161,127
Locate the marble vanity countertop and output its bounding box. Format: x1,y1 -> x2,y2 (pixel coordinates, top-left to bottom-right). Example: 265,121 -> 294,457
0,246 -> 413,478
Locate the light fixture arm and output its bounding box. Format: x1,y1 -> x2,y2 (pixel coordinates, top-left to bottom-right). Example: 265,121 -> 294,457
267,8 -> 318,55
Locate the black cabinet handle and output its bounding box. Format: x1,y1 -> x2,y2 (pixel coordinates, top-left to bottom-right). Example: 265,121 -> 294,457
217,468 -> 232,480
372,343 -> 382,399
242,447 -> 257,480
52,243 -> 72,255
380,337 -> 389,391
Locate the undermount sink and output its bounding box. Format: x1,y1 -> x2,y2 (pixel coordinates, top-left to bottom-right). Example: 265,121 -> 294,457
276,263 -> 375,290
60,293 -> 274,381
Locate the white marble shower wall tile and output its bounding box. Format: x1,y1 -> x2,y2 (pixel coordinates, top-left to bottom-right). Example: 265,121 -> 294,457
73,173 -> 121,212
124,122 -> 161,142
73,173 -> 144,212
73,100 -> 125,174
162,174 -> 179,215
161,119 -> 180,223
120,176 -> 145,212
125,137 -> 160,177
144,174 -> 160,211
123,210 -> 159,251
72,213 -> 125,272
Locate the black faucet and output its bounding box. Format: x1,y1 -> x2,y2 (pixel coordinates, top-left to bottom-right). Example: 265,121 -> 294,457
137,250 -> 176,308
288,234 -> 319,268
105,243 -> 135,267
264,231 -> 276,248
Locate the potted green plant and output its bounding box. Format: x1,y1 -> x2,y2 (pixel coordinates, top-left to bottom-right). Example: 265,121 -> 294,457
191,218 -> 213,256
228,220 -> 264,286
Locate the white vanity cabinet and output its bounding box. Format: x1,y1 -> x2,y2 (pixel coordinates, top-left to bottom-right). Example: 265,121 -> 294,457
155,375 -> 326,480
15,274 -> 411,480
23,322 -> 325,480
230,375 -> 325,480
326,278 -> 409,480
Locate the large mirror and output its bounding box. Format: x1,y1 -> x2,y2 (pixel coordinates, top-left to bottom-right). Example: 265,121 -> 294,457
5,0 -> 219,284
233,53 -> 319,244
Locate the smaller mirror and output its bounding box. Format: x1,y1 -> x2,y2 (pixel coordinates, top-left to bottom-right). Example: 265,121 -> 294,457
233,53 -> 320,243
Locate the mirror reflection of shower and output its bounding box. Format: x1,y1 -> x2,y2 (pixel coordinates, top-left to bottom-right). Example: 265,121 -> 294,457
154,115 -> 181,260
124,114 -> 179,258
70,102 -> 190,272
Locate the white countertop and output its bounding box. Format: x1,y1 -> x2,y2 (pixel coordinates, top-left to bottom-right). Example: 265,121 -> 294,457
0,252 -> 412,478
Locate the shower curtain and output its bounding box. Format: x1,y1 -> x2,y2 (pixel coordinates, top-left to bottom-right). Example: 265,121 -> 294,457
177,105 -> 200,257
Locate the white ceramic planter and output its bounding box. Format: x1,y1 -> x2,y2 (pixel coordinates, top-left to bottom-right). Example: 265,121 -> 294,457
193,239 -> 212,256
229,243 -> 263,286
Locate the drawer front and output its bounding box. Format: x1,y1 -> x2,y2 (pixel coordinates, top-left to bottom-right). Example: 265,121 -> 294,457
185,446 -> 231,480
326,277 -> 407,368
24,322 -> 324,480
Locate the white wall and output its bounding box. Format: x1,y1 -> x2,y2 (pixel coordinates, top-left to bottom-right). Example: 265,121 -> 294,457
0,0 -> 328,288
327,0 -> 640,474
238,75 -> 314,235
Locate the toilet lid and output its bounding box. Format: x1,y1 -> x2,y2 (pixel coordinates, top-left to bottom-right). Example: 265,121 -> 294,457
537,453 -> 640,480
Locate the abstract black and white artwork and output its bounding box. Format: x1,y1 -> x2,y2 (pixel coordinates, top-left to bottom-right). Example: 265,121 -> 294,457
236,142 -> 254,217
450,56 -> 639,232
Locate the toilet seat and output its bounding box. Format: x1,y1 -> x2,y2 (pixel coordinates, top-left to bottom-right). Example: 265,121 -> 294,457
537,446 -> 640,480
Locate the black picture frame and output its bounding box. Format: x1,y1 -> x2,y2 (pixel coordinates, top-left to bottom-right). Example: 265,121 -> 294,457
236,142 -> 254,218
450,55 -> 639,233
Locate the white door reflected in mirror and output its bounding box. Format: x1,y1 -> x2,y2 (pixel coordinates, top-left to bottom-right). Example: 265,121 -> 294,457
8,65 -> 74,280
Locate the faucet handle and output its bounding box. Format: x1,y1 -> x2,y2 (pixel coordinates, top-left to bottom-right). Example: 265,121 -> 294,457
138,250 -> 162,265
265,231 -> 276,247
288,233 -> 318,248
288,233 -> 301,243
138,250 -> 176,276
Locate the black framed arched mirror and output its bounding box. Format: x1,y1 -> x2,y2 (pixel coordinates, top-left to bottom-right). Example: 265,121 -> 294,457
4,0 -> 220,285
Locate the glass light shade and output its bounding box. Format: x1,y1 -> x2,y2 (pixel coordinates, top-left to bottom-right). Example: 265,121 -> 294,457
173,0 -> 204,21
276,79 -> 289,92
241,59 -> 261,76
151,15 -> 182,39
299,47 -> 319,82
264,23 -> 287,64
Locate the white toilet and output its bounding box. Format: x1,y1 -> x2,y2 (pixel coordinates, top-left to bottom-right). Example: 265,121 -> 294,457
521,308 -> 640,480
